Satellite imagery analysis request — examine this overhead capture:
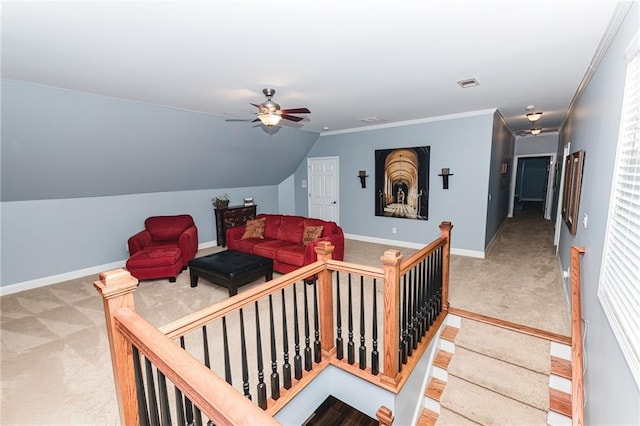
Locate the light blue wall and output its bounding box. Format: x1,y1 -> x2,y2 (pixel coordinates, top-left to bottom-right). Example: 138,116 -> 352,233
557,3 -> 639,424
0,80 -> 320,287
484,112 -> 514,247
515,133 -> 558,156
1,186 -> 278,286
1,80 -> 318,201
294,112 -> 496,253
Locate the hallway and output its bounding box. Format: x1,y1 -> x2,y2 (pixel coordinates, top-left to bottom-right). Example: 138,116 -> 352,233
449,208 -> 570,337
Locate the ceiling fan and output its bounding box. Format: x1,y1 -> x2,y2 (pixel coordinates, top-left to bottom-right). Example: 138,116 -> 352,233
248,88 -> 311,126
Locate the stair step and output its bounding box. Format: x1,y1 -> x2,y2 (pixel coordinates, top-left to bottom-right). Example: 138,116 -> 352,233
436,408 -> 480,425
447,347 -> 549,410
551,356 -> 572,380
425,377 -> 446,402
455,318 -> 551,374
441,325 -> 459,342
549,388 -> 572,417
416,408 -> 438,426
433,350 -> 453,370
441,376 -> 548,425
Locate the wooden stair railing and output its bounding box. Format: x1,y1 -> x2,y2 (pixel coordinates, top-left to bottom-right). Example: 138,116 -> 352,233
96,222 -> 453,424
570,245 -> 586,426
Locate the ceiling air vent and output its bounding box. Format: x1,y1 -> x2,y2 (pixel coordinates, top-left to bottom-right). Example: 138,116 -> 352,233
457,78 -> 479,88
359,116 -> 386,123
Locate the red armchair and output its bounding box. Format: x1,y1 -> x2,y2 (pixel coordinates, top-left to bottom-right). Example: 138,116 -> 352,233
126,214 -> 198,282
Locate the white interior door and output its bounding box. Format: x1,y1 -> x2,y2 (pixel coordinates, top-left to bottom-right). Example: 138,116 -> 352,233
307,157 -> 339,223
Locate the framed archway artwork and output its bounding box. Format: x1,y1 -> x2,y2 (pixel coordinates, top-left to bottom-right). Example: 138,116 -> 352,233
375,146 -> 430,220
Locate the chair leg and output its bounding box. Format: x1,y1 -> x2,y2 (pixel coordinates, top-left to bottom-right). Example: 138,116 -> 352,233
169,277 -> 177,283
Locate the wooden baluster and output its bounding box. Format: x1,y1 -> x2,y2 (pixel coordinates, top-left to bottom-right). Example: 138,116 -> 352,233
239,308 -> 252,400
411,267 -> 420,348
156,371 -> 171,426
436,247 -> 443,314
401,274 -> 409,363
380,249 -> 402,388
371,278 -> 379,376
174,383 -> 185,426
179,336 -> 195,425
428,252 -> 436,326
222,317 -> 232,385
268,295 -> 280,400
280,289 -> 292,389
132,346 -> 150,426
303,280 -> 313,371
419,259 -> 428,335
254,301 -> 267,410
359,276 -> 367,370
347,274 -> 355,365
312,280 -> 321,363
335,272 -> 344,360
144,357 -> 160,426
293,283 -> 302,380
93,269 -> 140,425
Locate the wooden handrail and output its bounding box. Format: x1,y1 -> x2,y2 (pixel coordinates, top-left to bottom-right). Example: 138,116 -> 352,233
115,307 -> 278,426
97,221 -> 454,422
570,246 -> 586,426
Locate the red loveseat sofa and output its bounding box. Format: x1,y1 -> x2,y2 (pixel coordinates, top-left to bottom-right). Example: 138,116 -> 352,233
126,214 -> 198,282
226,214 -> 344,274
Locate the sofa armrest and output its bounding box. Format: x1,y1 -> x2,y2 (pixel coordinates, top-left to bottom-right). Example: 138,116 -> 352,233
128,230 -> 152,255
304,228 -> 345,264
178,225 -> 199,265
226,225 -> 246,245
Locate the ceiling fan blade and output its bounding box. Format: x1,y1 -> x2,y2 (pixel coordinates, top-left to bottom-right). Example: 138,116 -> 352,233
252,118 -> 261,122
250,103 -> 261,108
281,107 -> 310,114
281,114 -> 304,122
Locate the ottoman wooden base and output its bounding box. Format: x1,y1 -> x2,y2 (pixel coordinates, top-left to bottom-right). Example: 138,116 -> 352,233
188,250 -> 273,296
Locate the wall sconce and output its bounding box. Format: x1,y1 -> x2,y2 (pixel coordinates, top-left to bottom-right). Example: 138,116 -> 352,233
438,168 -> 453,189
358,170 -> 369,188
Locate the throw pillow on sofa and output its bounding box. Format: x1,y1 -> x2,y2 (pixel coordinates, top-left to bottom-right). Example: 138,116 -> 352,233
302,225 -> 323,246
242,217 -> 266,239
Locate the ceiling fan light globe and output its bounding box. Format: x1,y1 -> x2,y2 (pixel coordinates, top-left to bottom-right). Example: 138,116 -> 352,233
259,114 -> 282,126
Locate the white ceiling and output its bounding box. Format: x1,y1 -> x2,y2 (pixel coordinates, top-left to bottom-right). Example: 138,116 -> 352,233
1,1 -> 623,135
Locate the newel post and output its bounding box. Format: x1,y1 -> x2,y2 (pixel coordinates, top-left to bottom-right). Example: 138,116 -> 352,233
94,269 -> 140,425
380,249 -> 403,387
376,405 -> 394,426
315,241 -> 336,357
439,221 -> 453,311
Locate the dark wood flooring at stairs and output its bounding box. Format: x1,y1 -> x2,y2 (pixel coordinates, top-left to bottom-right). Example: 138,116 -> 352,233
302,395 -> 377,426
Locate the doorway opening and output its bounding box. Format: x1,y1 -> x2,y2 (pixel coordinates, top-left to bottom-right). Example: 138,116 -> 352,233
508,152 -> 557,220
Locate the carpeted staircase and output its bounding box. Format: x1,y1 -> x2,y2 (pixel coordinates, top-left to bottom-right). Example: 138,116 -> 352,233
419,315 -> 573,425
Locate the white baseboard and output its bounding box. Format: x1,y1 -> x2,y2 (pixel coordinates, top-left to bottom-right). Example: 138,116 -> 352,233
0,240 -> 218,297
344,234 -> 485,258
0,260 -> 127,296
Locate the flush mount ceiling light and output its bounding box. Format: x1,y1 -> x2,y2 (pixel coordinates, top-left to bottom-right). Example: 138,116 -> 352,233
531,128 -> 542,135
527,112 -> 543,122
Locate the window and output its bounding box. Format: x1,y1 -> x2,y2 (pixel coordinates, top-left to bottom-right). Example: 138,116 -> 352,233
598,33 -> 640,387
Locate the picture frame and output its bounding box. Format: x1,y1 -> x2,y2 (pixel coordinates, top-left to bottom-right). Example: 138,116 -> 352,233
374,146 -> 430,220
561,150 -> 585,235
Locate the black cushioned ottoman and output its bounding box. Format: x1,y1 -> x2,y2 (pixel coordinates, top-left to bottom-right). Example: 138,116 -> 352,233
188,250 -> 273,296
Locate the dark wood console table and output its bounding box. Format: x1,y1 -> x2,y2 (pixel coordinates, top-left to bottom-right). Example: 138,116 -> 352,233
214,204 -> 257,247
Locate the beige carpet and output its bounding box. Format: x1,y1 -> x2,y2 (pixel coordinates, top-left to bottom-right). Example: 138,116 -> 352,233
1,212 -> 569,425
449,208 -> 570,337
437,317 -> 555,425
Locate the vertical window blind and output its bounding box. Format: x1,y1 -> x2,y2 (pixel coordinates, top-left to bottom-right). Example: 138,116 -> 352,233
598,33 -> 640,387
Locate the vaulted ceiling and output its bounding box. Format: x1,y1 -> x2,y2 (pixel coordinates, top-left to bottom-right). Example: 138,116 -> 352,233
1,1 -> 622,136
